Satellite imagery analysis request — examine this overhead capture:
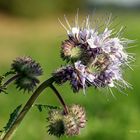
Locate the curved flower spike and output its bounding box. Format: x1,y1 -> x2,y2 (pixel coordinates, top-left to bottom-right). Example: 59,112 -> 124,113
47,104 -> 86,137
11,56 -> 43,92
54,15 -> 134,94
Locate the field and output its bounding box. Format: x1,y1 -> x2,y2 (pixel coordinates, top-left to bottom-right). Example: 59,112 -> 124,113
0,11 -> 140,140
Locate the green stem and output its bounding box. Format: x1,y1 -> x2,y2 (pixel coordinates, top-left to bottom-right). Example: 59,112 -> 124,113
2,77 -> 55,140
0,74 -> 19,94
50,84 -> 68,114
3,74 -> 19,87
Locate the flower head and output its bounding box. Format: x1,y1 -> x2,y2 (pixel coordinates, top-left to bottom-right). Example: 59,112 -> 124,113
53,62 -> 87,93
64,104 -> 86,136
47,110 -> 65,137
54,15 -> 134,95
11,56 -> 43,92
47,104 -> 86,137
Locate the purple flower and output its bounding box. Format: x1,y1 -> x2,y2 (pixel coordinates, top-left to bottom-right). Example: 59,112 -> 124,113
56,15 -> 134,94
11,56 -> 43,92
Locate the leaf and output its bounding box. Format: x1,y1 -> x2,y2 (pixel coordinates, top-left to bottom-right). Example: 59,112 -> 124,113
0,85 -> 8,94
0,76 -> 4,85
2,105 -> 22,133
0,71 -> 15,83
3,71 -> 15,78
0,86 -> 7,94
35,104 -> 60,112
0,75 -> 6,94
0,71 -> 15,94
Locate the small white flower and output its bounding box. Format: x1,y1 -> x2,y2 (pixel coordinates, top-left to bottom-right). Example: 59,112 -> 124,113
74,61 -> 86,73
79,29 -> 92,40
86,73 -> 95,83
68,27 -> 80,38
87,37 -> 97,49
102,28 -> 112,40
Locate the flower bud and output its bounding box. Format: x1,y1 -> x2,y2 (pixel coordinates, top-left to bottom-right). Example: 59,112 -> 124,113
52,66 -> 73,85
47,105 -> 86,137
47,110 -> 65,137
11,56 -> 43,92
61,39 -> 82,62
64,104 -> 86,136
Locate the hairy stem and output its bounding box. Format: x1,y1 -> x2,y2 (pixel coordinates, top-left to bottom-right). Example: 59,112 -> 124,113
3,74 -> 19,87
2,77 -> 55,140
50,84 -> 68,114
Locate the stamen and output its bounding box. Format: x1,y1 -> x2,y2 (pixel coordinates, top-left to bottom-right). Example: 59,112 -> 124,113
75,9 -> 79,28
64,15 -> 71,30
108,87 -> 117,100
58,18 -> 69,32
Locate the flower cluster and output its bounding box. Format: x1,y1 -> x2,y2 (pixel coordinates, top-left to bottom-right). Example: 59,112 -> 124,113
53,16 -> 134,93
11,56 -> 43,92
47,104 -> 86,137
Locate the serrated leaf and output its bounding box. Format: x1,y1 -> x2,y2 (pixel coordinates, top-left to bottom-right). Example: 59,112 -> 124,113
0,76 -> 4,85
0,71 -> 15,83
3,105 -> 22,133
0,75 -> 5,94
0,85 -> 8,94
0,87 -> 7,94
3,71 -> 15,77
35,104 -> 60,112
0,71 -> 15,94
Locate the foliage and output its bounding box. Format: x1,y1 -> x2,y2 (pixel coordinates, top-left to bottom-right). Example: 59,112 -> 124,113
0,71 -> 15,94
35,104 -> 60,112
0,105 -> 22,133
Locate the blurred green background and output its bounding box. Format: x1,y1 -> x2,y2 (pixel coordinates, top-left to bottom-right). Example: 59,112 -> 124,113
0,0 -> 140,140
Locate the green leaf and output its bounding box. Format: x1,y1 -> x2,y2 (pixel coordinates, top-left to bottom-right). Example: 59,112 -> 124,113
0,75 -> 6,94
0,86 -> 7,94
35,104 -> 60,112
0,76 -> 4,85
0,71 -> 15,94
0,84 -> 7,94
3,71 -> 15,77
2,105 -> 22,133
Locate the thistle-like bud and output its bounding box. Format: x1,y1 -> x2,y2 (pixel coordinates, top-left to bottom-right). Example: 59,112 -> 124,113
52,64 -> 87,93
64,104 -> 86,136
61,39 -> 82,62
47,105 -> 86,137
69,104 -> 86,128
11,56 -> 43,92
47,110 -> 65,137
52,66 -> 73,85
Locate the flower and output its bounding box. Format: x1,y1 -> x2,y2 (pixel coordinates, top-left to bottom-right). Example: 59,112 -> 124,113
47,104 -> 86,137
55,15 -> 134,94
11,56 -> 43,92
64,104 -> 86,136
52,65 -> 74,85
47,110 -> 65,137
53,62 -> 87,93
61,37 -> 82,62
